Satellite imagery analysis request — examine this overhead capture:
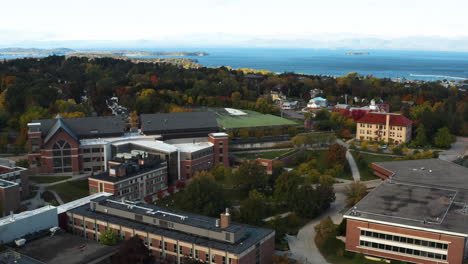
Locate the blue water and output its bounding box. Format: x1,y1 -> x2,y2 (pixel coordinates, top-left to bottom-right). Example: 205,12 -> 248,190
3,48 -> 468,81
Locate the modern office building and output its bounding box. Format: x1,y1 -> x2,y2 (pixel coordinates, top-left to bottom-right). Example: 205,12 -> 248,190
356,112 -> 413,144
344,159 -> 468,264
66,195 -> 275,264
0,165 -> 29,199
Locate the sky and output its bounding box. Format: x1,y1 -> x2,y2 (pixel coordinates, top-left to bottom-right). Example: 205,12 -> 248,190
1,0 -> 468,48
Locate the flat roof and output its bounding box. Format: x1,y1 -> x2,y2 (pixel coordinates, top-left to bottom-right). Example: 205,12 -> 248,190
57,192 -> 112,214
0,206 -> 56,226
113,140 -> 178,153
68,196 -> 274,254
89,161 -> 167,183
374,159 -> 468,192
345,182 -> 468,236
172,142 -> 213,153
345,159 -> 468,236
0,179 -> 18,188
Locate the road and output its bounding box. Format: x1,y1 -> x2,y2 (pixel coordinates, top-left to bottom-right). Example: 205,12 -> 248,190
286,178 -> 380,264
439,136 -> 468,162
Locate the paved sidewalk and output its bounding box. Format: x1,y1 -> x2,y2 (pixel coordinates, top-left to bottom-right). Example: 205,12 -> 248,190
439,137 -> 468,162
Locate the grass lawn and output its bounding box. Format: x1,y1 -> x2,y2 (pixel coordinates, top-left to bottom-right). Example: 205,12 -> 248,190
351,151 -> 397,181
29,176 -> 72,184
234,149 -> 295,160
47,179 -> 89,203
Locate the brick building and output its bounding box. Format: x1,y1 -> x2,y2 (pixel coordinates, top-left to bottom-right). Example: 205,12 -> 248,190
88,154 -> 168,201
66,195 -> 275,264
344,159 -> 468,264
0,179 -> 20,217
27,115 -> 126,174
356,112 -> 413,144
27,115 -> 228,179
0,165 -> 29,199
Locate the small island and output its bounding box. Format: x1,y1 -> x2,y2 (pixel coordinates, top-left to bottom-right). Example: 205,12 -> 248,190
0,48 -> 208,57
345,51 -> 370,55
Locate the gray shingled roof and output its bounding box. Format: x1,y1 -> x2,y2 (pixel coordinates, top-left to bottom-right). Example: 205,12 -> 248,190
140,112 -> 219,135
33,116 -> 126,139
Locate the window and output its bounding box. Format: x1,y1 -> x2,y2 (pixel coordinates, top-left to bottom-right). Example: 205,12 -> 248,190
206,253 -> 209,262
225,233 -> 231,241
195,250 -> 199,259
83,148 -> 91,153
52,140 -> 72,173
164,242 -> 167,251
179,246 -> 183,254
212,254 -> 216,263
359,240 -> 447,261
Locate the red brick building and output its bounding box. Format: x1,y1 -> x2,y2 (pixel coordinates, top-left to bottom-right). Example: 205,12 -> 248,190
88,155 -> 168,201
66,196 -> 275,264
344,159 -> 468,264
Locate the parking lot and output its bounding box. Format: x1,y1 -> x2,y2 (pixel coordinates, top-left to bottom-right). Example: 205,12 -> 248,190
17,232 -> 118,264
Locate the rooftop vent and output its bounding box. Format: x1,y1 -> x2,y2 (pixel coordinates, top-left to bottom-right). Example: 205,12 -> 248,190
215,219 -> 220,227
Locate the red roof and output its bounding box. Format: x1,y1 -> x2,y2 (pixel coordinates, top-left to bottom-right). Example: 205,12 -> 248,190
357,113 -> 413,126
0,167 -> 21,174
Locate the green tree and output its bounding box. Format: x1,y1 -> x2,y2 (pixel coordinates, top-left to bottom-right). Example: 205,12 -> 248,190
412,124 -> 427,147
231,160 -> 269,195
433,127 -> 454,148
344,181 -> 368,208
292,183 -> 335,218
15,159 -> 29,168
274,171 -> 301,206
174,175 -> 229,217
238,190 -> 270,225
100,229 -> 120,246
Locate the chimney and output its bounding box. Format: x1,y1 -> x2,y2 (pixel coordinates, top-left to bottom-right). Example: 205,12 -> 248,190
220,208 -> 231,228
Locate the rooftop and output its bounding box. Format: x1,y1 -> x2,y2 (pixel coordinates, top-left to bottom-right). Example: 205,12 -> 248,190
113,140 -> 178,153
56,192 -> 112,214
68,196 -> 274,254
356,112 -> 413,126
0,165 -> 27,175
172,141 -> 213,153
0,179 -> 18,188
345,182 -> 468,236
89,159 -> 167,183
141,112 -> 219,135
0,206 -> 56,226
345,159 -> 468,236
32,116 -> 126,139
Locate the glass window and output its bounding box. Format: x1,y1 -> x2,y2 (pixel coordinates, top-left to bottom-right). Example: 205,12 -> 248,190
386,234 -> 392,240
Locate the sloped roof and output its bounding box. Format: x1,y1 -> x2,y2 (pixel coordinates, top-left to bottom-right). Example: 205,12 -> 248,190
140,112 -> 219,134
44,117 -> 78,144
33,116 -> 126,139
356,112 -> 413,126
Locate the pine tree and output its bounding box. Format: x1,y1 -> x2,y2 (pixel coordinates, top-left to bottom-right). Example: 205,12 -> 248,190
412,124 -> 427,147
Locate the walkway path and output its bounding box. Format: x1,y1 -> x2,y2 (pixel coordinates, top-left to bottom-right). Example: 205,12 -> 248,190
22,174 -> 89,209
336,139 -> 360,182
439,137 -> 468,162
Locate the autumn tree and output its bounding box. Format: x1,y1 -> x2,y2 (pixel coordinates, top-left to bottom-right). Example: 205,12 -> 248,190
344,181 -> 368,207
325,144 -> 347,166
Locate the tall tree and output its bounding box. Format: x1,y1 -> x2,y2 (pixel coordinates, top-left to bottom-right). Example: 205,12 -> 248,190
412,124 -> 427,147
433,127 -> 454,148
231,160 -> 270,195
